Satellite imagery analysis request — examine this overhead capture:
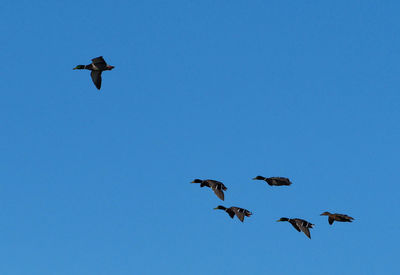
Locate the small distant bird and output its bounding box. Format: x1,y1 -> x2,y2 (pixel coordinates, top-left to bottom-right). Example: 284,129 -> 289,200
253,176 -> 292,186
73,56 -> 114,90
191,179 -> 227,201
320,212 -> 354,225
277,217 -> 314,239
214,205 -> 252,222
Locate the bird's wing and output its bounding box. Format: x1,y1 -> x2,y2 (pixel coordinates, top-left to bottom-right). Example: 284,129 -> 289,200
233,209 -> 245,222
296,220 -> 312,239
91,56 -> 107,70
328,216 -> 334,225
336,214 -> 354,222
212,188 -> 224,201
300,226 -> 311,239
90,70 -> 102,90
226,209 -> 235,219
265,178 -> 276,186
289,220 -> 301,232
280,178 -> 292,185
206,179 -> 224,186
269,177 -> 292,186
213,181 -> 227,191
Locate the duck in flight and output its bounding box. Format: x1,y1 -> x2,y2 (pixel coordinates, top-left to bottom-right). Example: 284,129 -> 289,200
277,217 -> 314,239
253,176 -> 292,186
214,206 -> 252,222
73,56 -> 114,90
320,212 -> 354,225
191,179 -> 227,201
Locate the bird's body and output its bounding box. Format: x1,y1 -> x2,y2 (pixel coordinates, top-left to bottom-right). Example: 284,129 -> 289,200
320,212 -> 354,225
191,179 -> 227,200
214,205 -> 252,222
253,176 -> 292,186
277,217 -> 314,239
73,56 -> 114,90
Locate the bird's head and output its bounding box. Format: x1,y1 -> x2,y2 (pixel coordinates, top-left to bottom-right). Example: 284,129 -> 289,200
73,65 -> 85,70
252,175 -> 265,180
191,179 -> 203,184
214,205 -> 227,211
276,217 -> 289,222
106,65 -> 115,70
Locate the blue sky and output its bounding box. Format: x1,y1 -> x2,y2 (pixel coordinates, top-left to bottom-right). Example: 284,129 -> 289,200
1,1 -> 399,274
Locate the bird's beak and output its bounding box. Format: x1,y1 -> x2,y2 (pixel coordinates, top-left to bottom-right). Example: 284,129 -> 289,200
73,67 -> 78,70
276,219 -> 282,222
252,177 -> 257,180
213,207 -> 218,210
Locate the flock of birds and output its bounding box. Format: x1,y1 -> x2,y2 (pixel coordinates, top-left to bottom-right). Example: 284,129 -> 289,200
190,176 -> 354,239
73,56 -> 354,239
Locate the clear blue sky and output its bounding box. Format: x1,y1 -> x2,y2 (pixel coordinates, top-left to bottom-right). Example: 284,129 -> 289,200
1,1 -> 399,274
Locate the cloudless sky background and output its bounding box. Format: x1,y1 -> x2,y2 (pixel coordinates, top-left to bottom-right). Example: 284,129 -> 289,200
1,1 -> 399,274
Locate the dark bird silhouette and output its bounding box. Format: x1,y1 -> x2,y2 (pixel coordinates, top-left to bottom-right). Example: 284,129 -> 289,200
277,217 -> 314,239
214,205 -> 252,222
190,179 -> 227,201
253,176 -> 292,186
73,56 -> 114,89
320,212 -> 354,225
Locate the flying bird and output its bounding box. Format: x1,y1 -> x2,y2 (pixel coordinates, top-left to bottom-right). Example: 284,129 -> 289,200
253,176 -> 292,186
73,56 -> 114,89
320,212 -> 354,225
214,205 -> 252,222
277,217 -> 314,239
191,179 -> 227,201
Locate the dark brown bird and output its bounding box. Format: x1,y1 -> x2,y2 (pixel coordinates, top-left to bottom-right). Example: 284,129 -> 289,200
277,217 -> 314,239
320,212 -> 354,225
191,179 -> 227,201
214,205 -> 252,222
253,176 -> 292,186
73,56 -> 115,90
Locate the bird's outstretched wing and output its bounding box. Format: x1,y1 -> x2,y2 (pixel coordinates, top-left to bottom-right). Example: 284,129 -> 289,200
296,220 -> 312,239
234,209 -> 245,222
226,208 -> 235,219
212,187 -> 225,201
90,70 -> 102,90
206,180 -> 227,190
92,56 -> 107,70
235,212 -> 245,222
289,220 -> 301,232
300,226 -> 311,239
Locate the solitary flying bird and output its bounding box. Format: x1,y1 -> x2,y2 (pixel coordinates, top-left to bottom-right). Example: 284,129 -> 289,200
73,56 -> 114,90
214,205 -> 252,222
253,176 -> 292,186
277,217 -> 314,239
320,212 -> 354,225
190,179 -> 227,201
